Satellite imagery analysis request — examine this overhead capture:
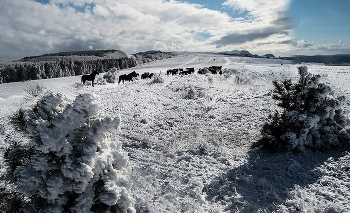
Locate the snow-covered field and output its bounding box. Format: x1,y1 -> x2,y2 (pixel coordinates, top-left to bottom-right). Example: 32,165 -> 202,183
1,53 -> 350,212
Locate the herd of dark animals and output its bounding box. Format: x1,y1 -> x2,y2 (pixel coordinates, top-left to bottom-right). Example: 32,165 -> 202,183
167,66 -> 222,75
82,66 -> 223,86
198,66 -> 223,75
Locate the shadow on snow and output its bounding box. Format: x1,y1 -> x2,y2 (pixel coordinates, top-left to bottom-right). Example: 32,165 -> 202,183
203,141 -> 348,212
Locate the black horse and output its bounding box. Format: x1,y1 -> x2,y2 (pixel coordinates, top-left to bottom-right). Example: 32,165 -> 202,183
118,71 -> 139,84
141,72 -> 154,79
81,70 -> 99,87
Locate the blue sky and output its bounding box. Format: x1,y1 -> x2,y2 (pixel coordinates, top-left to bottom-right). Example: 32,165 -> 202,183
0,0 -> 349,60
289,0 -> 350,43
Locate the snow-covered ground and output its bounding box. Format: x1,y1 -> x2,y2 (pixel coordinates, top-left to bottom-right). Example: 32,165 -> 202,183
1,53 -> 350,212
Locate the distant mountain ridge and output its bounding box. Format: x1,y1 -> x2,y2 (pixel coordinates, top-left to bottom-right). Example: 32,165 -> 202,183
219,50 -> 252,55
218,50 -> 293,60
294,54 -> 350,65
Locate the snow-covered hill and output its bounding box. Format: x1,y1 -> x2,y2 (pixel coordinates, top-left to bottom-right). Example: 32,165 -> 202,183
1,53 -> 350,212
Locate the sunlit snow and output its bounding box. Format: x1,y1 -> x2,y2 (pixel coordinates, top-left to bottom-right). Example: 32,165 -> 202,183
1,53 -> 350,212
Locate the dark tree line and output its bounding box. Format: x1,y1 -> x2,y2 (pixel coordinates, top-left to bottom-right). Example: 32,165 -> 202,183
0,57 -> 137,84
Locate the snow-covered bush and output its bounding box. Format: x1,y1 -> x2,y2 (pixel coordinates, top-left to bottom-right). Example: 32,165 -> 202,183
103,67 -> 119,83
23,83 -> 47,102
3,93 -> 135,212
73,82 -> 84,89
95,76 -> 107,85
261,66 -> 350,152
184,85 -> 205,99
234,74 -> 250,85
150,73 -> 164,84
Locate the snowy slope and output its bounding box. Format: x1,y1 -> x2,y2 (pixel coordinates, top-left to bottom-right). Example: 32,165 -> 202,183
1,53 -> 350,212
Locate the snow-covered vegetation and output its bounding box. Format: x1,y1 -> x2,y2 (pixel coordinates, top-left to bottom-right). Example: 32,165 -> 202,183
261,66 -> 350,152
103,67 -> 119,84
0,50 -> 174,84
3,93 -> 135,212
1,53 -> 350,212
133,50 -> 175,65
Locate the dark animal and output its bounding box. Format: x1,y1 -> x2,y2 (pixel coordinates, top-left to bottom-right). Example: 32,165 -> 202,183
179,67 -> 195,75
118,71 -> 139,84
198,69 -> 204,75
172,69 -> 178,75
167,69 -> 178,75
208,66 -> 222,74
81,70 -> 99,87
186,67 -> 195,73
141,72 -> 154,79
209,67 -> 217,74
179,70 -> 191,75
141,72 -> 148,79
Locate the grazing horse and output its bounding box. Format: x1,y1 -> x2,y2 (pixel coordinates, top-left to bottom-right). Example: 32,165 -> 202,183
171,69 -> 179,75
81,70 -> 99,87
167,69 -> 178,75
186,68 -> 195,73
207,66 -> 222,74
208,66 -> 222,74
209,67 -> 217,74
141,72 -> 155,79
118,71 -> 139,84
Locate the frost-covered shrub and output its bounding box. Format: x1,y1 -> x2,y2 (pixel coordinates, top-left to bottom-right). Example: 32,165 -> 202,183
184,85 -> 205,99
150,73 -> 164,84
3,93 -> 135,212
103,67 -> 119,83
234,73 -> 250,85
95,76 -> 107,85
207,77 -> 214,85
261,66 -> 350,152
73,82 -> 84,89
23,83 -> 47,102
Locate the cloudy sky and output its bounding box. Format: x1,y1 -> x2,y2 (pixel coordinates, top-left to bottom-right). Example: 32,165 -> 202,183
0,0 -> 349,61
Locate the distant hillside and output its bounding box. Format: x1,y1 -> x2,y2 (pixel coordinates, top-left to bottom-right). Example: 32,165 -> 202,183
0,50 -> 135,84
263,54 -> 275,58
17,50 -> 128,62
219,50 -> 293,60
294,54 -> 350,65
133,50 -> 176,64
0,50 -> 176,84
219,50 -> 251,56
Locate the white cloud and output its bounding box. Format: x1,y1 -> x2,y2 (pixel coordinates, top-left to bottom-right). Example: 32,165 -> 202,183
222,0 -> 290,22
0,0 -> 296,60
93,4 -> 112,18
214,0 -> 292,47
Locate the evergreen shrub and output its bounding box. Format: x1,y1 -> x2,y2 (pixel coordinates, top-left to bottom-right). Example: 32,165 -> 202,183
261,66 -> 350,152
2,93 -> 135,212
